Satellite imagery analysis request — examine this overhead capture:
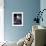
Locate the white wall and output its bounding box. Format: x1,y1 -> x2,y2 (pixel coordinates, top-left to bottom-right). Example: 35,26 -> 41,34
0,0 -> 4,42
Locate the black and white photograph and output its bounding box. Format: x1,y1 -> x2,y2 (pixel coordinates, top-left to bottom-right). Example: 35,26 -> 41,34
12,12 -> 23,26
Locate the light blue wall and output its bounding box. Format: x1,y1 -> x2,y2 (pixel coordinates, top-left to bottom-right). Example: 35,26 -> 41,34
40,0 -> 46,27
4,0 -> 40,42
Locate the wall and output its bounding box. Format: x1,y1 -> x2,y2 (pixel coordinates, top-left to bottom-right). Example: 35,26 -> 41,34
4,0 -> 40,42
0,0 -> 4,42
40,0 -> 46,26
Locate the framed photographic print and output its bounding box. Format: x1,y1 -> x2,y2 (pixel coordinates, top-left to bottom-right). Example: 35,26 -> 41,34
12,12 -> 23,26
